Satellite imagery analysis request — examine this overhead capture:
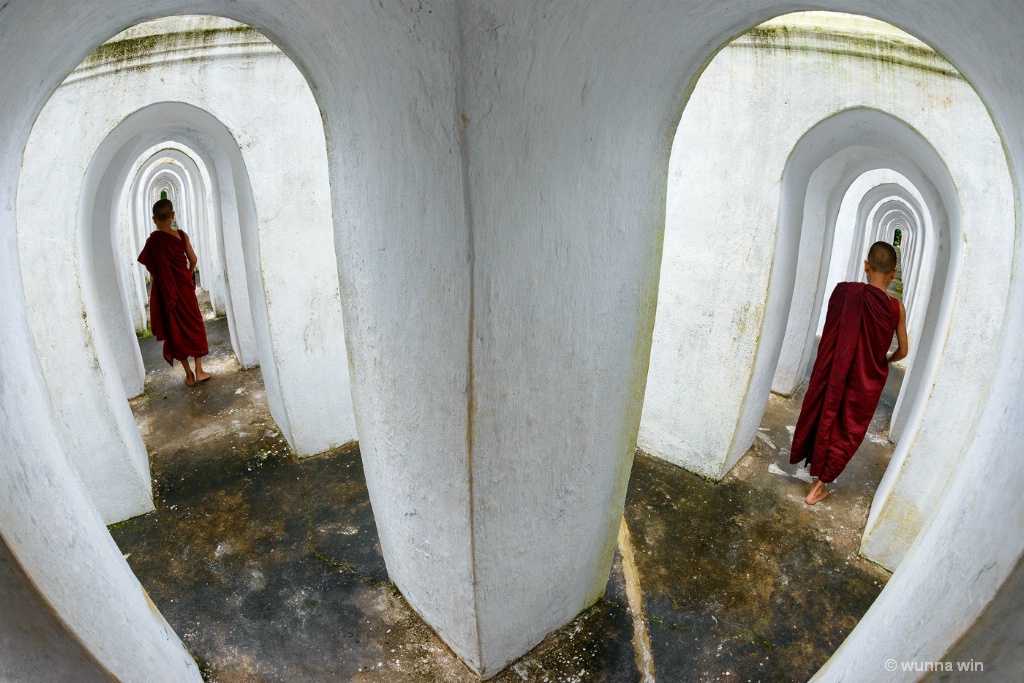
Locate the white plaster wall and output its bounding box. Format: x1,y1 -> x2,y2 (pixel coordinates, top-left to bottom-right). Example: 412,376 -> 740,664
17,146 -> 155,524
3,2 -> 1024,681
121,161 -> 149,332
639,21 -> 1013,504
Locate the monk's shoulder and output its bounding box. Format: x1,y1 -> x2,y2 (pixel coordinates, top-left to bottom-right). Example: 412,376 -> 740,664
833,281 -> 858,297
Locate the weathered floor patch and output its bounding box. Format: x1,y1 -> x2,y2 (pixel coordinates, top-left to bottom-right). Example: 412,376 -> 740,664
625,453 -> 889,682
112,316 -> 893,681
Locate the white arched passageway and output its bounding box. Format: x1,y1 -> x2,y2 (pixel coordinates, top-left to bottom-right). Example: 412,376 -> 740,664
825,181 -> 931,352
781,167 -> 935,400
639,16 -> 1013,575
16,27 -> 358,523
149,171 -> 182,216
129,139 -> 259,368
124,146 -> 238,351
866,197 -> 921,297
796,153 -> 948,451
814,180 -> 928,337
94,134 -> 232,401
835,181 -> 929,321
2,3 -> 1024,681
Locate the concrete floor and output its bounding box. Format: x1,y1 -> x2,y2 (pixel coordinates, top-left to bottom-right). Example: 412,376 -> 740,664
113,314 -> 898,682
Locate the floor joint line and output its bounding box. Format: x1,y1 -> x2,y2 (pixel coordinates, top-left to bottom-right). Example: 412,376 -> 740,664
617,515 -> 657,683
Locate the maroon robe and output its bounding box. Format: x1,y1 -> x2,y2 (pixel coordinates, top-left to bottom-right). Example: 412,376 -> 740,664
790,282 -> 900,483
138,229 -> 209,365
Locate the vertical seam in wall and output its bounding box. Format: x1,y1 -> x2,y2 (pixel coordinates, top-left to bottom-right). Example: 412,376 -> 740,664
453,0 -> 484,669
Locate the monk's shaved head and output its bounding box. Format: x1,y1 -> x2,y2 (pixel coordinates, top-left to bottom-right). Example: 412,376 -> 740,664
152,198 -> 174,222
867,241 -> 897,274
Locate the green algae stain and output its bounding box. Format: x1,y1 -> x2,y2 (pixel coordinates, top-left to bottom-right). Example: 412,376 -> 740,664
735,24 -> 964,81
82,25 -> 265,70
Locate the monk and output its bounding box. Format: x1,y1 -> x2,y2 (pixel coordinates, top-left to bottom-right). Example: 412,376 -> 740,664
138,198 -> 211,386
790,241 -> 908,505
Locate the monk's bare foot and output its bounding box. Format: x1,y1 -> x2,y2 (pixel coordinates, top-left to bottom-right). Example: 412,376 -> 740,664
193,358 -> 211,382
184,371 -> 196,387
805,480 -> 829,505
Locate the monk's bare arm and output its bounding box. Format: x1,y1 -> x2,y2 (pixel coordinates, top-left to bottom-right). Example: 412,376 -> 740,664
888,302 -> 909,364
183,234 -> 198,272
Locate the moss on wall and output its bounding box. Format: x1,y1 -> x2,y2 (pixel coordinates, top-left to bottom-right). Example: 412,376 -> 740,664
81,25 -> 267,71
738,24 -> 963,80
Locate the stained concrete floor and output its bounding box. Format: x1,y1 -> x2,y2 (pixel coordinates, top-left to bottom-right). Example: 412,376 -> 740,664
113,314 -> 898,682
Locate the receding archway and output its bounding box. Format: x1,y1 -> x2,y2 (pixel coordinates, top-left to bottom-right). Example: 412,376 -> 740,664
640,9 -> 1014,590
123,145 -> 226,329
16,18 -> 359,514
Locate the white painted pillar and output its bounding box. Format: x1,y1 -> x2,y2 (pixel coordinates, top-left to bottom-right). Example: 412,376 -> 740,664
0,11 -> 202,676
118,162 -> 147,333
18,122 -> 155,523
